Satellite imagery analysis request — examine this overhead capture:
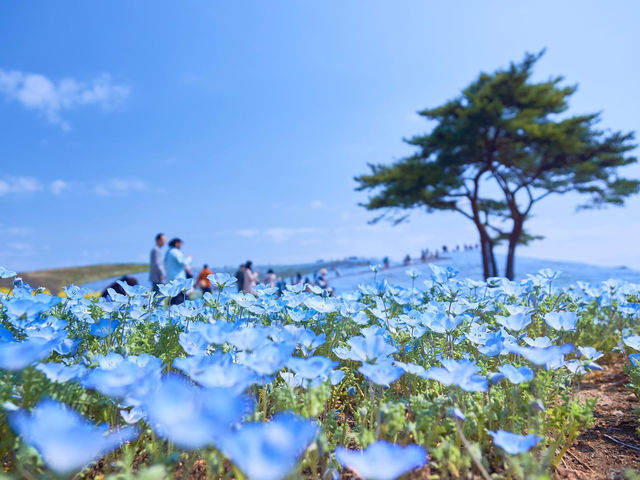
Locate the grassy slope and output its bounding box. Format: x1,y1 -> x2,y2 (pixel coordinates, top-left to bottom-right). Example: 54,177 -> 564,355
0,263 -> 148,293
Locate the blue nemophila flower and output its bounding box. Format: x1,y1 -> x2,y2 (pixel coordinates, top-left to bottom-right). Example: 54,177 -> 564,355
53,337 -> 81,356
544,311 -> 577,332
422,358 -> 487,392
0,266 -> 17,278
304,296 -> 335,313
447,408 -> 466,421
335,441 -> 427,480
394,361 -> 427,377
430,264 -> 459,283
90,318 -> 120,338
62,284 -> 89,300
564,359 -> 602,375
36,363 -> 86,383
333,334 -> 397,363
238,343 -> 295,376
495,364 -> 534,384
523,336 -> 555,348
287,356 -> 337,380
577,346 -> 603,361
405,268 -> 421,280
495,313 -> 531,332
173,354 -> 258,393
0,325 -> 15,342
629,353 -> 640,367
220,412 -> 318,480
422,312 -> 463,334
508,344 -> 573,370
297,330 -> 326,357
116,280 -> 148,297
207,272 -> 237,289
0,338 -> 54,370
623,335 -> 640,351
358,361 -> 404,387
179,331 -> 210,355
477,330 -> 506,357
158,278 -> 193,297
144,374 -> 250,449
83,354 -> 161,400
9,399 -> 138,474
227,326 -> 271,351
488,430 -> 541,454
4,294 -> 61,319
280,371 -> 306,388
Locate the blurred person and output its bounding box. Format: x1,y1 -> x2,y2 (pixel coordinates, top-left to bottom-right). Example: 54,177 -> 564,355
263,269 -> 277,288
101,275 -> 138,299
235,264 -> 246,292
149,233 -> 166,293
196,264 -> 213,294
243,261 -> 259,296
317,267 -> 334,295
165,238 -> 192,305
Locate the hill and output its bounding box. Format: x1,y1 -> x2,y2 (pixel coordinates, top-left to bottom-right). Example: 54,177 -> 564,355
0,263 -> 148,294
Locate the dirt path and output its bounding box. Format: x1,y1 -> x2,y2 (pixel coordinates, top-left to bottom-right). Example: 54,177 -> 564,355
555,361 -> 640,480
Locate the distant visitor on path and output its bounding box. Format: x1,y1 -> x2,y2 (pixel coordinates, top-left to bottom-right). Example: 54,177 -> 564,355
235,264 -> 246,292
242,261 -> 259,296
317,268 -> 334,296
263,269 -> 277,288
149,233 -> 166,293
165,237 -> 192,305
196,264 -> 213,294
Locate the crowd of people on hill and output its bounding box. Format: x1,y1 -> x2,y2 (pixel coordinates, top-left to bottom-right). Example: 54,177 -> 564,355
101,234 -> 480,302
144,233 -> 335,304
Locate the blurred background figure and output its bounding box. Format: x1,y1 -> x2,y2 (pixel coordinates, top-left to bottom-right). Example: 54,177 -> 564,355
196,264 -> 213,294
165,238 -> 192,305
263,268 -> 277,288
235,264 -> 246,292
242,261 -> 259,296
101,275 -> 138,299
149,233 -> 166,293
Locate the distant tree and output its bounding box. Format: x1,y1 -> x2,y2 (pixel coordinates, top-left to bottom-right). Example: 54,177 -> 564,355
355,51 -> 638,279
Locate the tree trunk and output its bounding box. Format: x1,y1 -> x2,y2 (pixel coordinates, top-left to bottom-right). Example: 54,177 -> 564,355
505,217 -> 524,280
477,225 -> 498,279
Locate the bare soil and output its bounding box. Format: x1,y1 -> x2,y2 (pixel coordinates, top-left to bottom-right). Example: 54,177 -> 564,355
554,361 -> 640,480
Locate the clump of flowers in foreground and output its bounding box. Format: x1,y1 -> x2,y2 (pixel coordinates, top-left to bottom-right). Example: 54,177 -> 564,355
0,266 -> 639,479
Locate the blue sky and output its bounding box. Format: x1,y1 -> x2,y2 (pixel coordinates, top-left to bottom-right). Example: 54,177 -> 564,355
1,1 -> 639,273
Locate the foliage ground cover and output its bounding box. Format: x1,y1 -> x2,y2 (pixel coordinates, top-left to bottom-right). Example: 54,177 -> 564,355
0,264 -> 639,479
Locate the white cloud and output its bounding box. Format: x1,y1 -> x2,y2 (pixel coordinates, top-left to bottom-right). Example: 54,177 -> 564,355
0,69 -> 130,130
236,229 -> 260,238
263,227 -> 320,242
50,179 -> 69,195
7,242 -> 32,252
8,226 -> 32,235
309,200 -> 324,209
94,178 -> 148,196
235,227 -> 322,242
0,176 -> 42,196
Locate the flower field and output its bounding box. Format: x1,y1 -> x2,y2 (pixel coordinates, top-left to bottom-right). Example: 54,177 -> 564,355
0,264 -> 639,479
